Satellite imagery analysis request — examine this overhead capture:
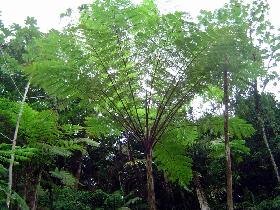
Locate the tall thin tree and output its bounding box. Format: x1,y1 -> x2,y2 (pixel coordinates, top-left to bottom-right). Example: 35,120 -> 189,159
223,65 -> 233,210
6,80 -> 31,208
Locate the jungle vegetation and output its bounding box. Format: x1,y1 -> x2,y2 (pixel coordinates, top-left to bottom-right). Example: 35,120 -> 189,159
1,0 -> 280,209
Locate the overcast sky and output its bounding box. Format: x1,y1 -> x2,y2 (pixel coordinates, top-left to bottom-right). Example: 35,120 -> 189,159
0,0 -> 279,32
0,0 -> 279,100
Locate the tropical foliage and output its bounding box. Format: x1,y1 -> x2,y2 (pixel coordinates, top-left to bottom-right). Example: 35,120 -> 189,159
0,0 -> 280,209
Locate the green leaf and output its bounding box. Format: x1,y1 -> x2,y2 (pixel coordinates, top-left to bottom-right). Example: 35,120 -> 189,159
154,139 -> 193,187
200,116 -> 255,138
85,116 -> 121,137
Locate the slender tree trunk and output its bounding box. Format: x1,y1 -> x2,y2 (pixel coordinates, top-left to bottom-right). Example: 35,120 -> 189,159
48,186 -> 54,210
30,170 -> 42,210
6,80 -> 31,208
163,173 -> 174,207
260,119 -> 280,183
146,148 -> 156,210
180,190 -> 187,209
193,172 -> 210,210
73,151 -> 83,189
23,165 -> 30,201
223,67 -> 233,210
253,81 -> 280,184
127,138 -> 134,162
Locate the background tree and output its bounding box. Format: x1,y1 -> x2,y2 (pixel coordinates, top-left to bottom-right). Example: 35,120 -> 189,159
197,1 -> 265,208
247,0 -> 280,184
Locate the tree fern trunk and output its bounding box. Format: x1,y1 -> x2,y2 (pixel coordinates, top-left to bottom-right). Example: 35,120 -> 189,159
223,67 -> 233,210
6,80 -> 31,208
146,148 -> 156,210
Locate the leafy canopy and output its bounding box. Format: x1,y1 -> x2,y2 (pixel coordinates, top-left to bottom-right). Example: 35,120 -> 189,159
25,0 -> 210,147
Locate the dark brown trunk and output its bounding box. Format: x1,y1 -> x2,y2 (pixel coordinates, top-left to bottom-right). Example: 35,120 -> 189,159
146,148 -> 156,210
23,170 -> 30,201
49,186 -> 54,209
30,170 -> 42,210
73,151 -> 83,189
193,172 -> 210,210
163,174 -> 173,204
224,67 -> 233,210
127,138 -> 134,161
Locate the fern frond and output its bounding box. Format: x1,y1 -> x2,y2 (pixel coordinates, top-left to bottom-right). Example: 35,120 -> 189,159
200,116 -> 255,138
51,168 -> 77,187
154,140 -> 193,187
